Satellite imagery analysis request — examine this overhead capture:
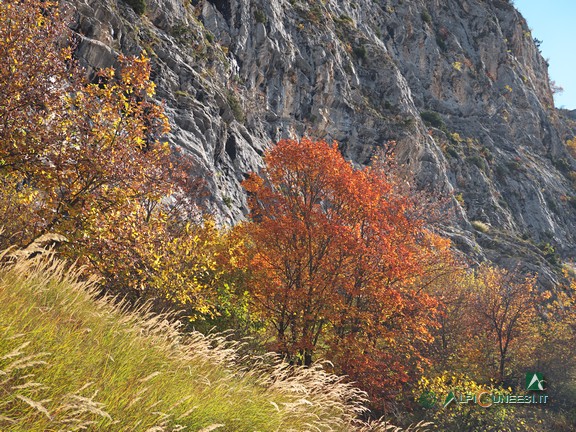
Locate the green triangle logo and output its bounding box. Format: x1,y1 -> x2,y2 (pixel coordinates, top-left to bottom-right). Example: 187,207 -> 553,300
526,373 -> 545,391
443,391 -> 456,408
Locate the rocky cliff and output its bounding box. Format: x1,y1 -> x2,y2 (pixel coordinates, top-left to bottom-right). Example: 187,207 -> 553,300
68,0 -> 576,284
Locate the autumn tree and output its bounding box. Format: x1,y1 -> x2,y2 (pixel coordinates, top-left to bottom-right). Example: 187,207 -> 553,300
421,268 -> 471,372
532,274 -> 576,418
0,0 -> 73,246
420,266 -> 576,430
0,1 -> 176,246
242,138 -> 455,408
429,264 -> 540,386
0,0 -> 251,325
468,265 -> 539,384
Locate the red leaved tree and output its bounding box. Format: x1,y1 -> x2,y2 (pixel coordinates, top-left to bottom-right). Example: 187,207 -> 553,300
242,138 -> 455,409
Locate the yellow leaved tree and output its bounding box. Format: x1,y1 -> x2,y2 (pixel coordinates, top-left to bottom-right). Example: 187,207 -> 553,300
0,0 -> 248,325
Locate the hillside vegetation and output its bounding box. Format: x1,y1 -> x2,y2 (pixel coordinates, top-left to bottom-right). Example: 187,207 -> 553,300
2,2 -> 576,431
0,251 -> 382,431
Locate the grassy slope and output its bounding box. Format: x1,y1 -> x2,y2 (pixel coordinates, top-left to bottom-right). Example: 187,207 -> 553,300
0,252 -> 371,431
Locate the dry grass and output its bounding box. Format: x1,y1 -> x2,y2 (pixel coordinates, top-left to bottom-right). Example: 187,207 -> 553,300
0,250 -> 429,431
471,220 -> 490,233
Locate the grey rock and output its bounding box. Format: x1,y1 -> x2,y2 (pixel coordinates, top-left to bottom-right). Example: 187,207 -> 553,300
66,0 -> 576,285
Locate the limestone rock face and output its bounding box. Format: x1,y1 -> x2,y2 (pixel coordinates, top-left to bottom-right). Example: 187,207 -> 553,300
66,0 -> 576,284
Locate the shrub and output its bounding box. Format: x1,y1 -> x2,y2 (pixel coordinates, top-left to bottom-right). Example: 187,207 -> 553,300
171,23 -> 188,38
353,45 -> 367,60
450,132 -> 463,143
254,9 -> 267,24
420,110 -> 444,128
435,34 -> 447,51
538,242 -> 561,266
506,160 -> 522,172
338,14 -> 354,25
125,0 -> 145,15
480,146 -> 493,162
307,5 -> 323,23
444,145 -> 459,158
227,91 -> 245,122
467,155 -> 486,171
175,90 -> 191,98
436,37 -> 447,51
567,137 -> 576,158
552,157 -> 572,173
421,10 -> 432,25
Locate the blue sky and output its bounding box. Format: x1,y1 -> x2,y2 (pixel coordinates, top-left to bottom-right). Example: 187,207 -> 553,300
514,0 -> 576,109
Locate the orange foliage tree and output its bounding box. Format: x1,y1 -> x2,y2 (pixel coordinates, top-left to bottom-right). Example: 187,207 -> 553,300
242,138 -> 455,408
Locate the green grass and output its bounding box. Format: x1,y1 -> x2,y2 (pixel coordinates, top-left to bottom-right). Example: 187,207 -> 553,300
0,252 -> 378,431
